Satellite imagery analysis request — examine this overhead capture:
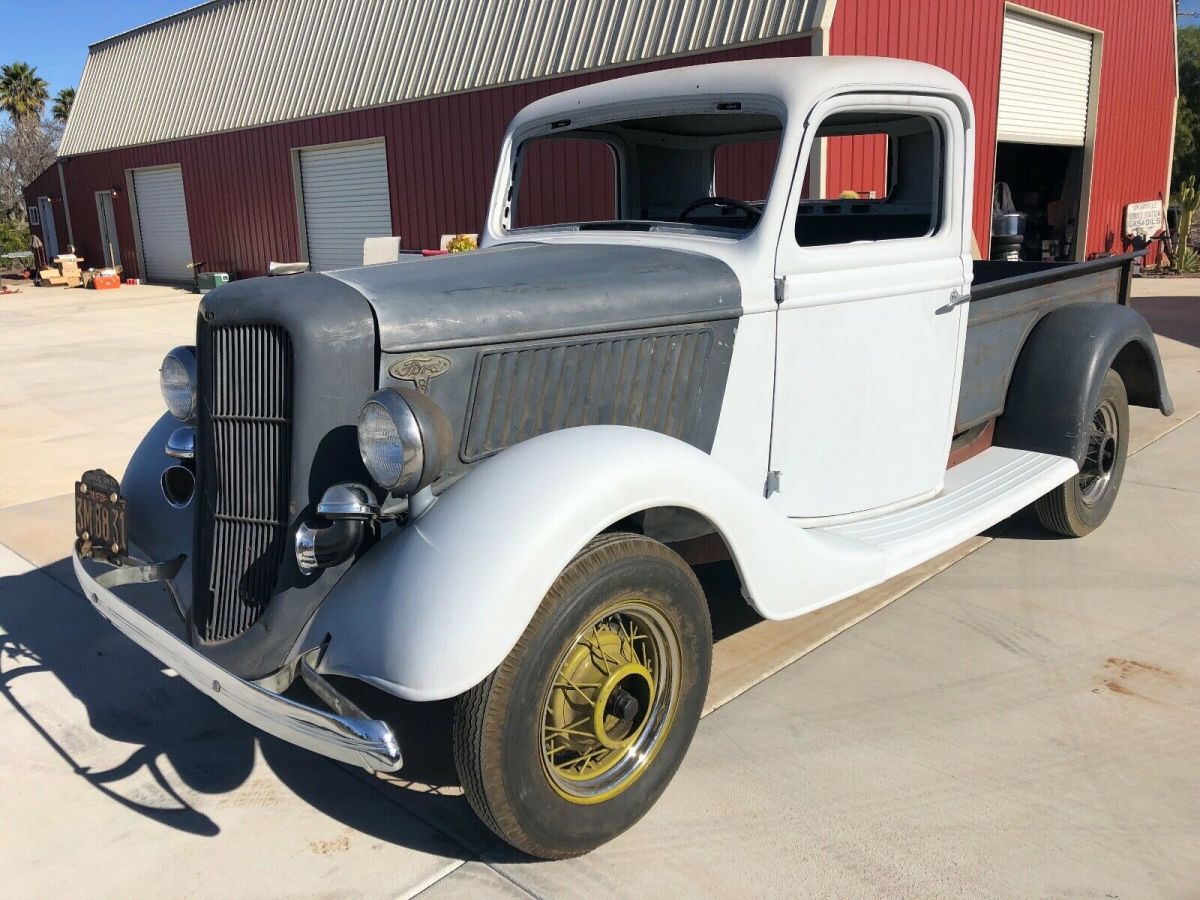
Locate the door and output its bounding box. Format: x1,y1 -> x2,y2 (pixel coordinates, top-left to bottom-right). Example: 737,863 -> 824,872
995,11 -> 1097,260
771,96 -> 972,518
37,196 -> 59,259
297,140 -> 392,271
132,165 -> 194,283
95,191 -> 121,268
997,11 -> 1095,147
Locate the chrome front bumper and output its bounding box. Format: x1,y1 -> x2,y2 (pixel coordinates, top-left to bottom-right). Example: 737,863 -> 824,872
72,549 -> 403,773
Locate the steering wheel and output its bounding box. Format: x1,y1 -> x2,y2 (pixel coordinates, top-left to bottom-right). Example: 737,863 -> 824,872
677,196 -> 762,226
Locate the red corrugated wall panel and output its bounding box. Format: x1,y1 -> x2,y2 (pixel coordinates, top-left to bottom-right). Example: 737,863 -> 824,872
829,0 -> 1177,260
54,36 -> 810,280
825,134 -> 888,198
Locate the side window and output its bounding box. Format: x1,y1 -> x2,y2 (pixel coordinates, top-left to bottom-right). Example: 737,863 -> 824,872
795,113 -> 942,247
514,138 -> 617,228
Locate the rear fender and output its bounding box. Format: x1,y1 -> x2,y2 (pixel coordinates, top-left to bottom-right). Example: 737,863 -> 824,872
300,426 -> 885,702
994,303 -> 1173,465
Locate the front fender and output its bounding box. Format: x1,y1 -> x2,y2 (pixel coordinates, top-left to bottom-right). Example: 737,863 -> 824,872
302,426 -> 884,702
122,415 -> 194,563
995,303 -> 1173,465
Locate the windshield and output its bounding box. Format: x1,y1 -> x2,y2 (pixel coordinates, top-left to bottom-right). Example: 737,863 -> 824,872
509,110 -> 783,236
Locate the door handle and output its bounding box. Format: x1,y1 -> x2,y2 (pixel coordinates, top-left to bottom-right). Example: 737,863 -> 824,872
936,290 -> 971,314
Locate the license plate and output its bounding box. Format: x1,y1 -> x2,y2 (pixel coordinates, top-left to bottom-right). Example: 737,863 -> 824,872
75,469 -> 128,559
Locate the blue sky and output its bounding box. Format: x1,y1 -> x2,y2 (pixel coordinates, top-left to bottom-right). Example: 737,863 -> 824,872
5,0 -> 1199,99
3,0 -> 192,96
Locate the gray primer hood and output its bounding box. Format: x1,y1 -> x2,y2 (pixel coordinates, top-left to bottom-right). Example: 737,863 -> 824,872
326,241 -> 741,352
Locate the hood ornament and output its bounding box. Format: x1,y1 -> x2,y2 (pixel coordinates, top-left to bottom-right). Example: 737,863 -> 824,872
389,354 -> 452,394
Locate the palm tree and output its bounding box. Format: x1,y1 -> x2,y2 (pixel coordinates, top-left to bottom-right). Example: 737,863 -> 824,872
0,61 -> 50,122
51,87 -> 75,122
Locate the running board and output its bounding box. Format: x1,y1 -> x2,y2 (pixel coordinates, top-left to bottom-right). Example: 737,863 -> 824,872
815,447 -> 1078,578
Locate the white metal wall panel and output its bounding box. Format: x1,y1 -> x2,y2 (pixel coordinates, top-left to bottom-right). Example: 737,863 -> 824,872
299,141 -> 392,271
132,166 -> 194,282
997,12 -> 1093,146
60,0 -> 831,155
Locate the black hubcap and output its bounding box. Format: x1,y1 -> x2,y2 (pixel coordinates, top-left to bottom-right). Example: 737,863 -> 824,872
1080,398 -> 1120,506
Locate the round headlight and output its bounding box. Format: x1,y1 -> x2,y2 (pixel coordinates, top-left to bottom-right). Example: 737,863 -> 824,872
357,388 -> 452,495
160,346 -> 197,421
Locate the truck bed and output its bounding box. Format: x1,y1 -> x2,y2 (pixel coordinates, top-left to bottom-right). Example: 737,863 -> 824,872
954,252 -> 1141,434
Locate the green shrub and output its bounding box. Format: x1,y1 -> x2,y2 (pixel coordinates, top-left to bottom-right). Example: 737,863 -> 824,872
0,214 -> 29,254
1176,245 -> 1200,274
446,233 -> 478,253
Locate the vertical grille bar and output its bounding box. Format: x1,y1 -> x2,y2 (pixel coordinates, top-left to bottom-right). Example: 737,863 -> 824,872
195,323 -> 293,641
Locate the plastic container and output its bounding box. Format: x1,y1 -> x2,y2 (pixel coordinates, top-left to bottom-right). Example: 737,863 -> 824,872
197,272 -> 230,293
991,211 -> 1026,237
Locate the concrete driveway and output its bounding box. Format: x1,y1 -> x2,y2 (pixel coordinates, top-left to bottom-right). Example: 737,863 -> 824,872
0,279 -> 1197,897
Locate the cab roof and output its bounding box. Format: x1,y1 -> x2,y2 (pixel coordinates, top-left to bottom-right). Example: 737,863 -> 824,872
508,56 -> 973,133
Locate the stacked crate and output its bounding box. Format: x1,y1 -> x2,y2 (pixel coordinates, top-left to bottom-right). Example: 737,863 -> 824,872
39,255 -> 83,287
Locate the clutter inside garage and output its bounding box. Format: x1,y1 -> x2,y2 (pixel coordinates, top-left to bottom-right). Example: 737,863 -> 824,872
992,142 -> 1086,262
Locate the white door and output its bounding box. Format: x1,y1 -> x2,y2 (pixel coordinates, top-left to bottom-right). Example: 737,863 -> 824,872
771,96 -> 972,518
132,166 -> 194,283
298,140 -> 392,271
997,11 -> 1094,147
95,191 -> 121,268
37,196 -> 59,259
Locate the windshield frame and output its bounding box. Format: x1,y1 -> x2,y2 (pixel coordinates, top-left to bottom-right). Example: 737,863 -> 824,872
498,94 -> 788,241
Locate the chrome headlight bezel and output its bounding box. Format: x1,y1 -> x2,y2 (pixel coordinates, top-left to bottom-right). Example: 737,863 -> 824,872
160,346 -> 198,422
358,390 -> 424,495
356,387 -> 452,496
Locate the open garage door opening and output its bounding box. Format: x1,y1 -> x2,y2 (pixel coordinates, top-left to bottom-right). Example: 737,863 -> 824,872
297,140 -> 393,272
131,165 -> 195,284
994,142 -> 1087,261
992,11 -> 1097,262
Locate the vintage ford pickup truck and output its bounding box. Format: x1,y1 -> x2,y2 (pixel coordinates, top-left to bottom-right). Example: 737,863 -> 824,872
73,57 -> 1172,858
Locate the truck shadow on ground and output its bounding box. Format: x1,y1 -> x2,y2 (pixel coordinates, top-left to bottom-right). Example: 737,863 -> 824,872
0,556 -> 752,861
982,505 -> 1067,541
1131,294 -> 1200,349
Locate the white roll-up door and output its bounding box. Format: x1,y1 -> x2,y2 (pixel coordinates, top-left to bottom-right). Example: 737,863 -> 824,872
132,166 -> 194,283
997,12 -> 1094,146
298,141 -> 392,271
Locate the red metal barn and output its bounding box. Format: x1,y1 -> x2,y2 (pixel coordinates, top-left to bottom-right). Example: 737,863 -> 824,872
24,0 -> 1176,283
22,163 -> 67,264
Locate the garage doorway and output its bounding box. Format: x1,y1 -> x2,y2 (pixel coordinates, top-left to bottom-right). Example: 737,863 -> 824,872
95,190 -> 121,268
993,9 -> 1100,261
130,165 -> 194,284
295,139 -> 392,271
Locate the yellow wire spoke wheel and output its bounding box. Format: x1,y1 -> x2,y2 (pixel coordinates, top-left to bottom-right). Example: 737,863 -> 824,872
541,600 -> 681,804
453,533 -> 711,859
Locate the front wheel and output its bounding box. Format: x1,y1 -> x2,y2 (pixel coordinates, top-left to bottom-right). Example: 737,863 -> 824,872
1036,369 -> 1129,537
453,532 -> 712,859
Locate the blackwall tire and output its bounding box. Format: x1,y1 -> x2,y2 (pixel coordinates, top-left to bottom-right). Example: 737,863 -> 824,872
453,532 -> 712,859
1036,369 -> 1129,538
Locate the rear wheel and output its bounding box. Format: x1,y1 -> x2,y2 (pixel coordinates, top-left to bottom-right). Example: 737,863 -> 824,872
453,532 -> 711,859
1036,369 -> 1129,537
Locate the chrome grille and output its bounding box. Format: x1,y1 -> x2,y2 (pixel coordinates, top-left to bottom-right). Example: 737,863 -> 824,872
196,324 -> 293,641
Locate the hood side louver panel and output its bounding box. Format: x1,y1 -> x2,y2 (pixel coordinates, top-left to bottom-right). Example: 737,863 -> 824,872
462,327 -> 714,462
